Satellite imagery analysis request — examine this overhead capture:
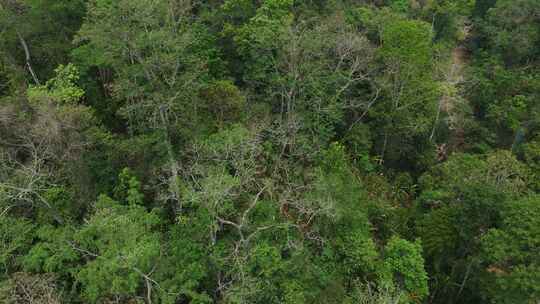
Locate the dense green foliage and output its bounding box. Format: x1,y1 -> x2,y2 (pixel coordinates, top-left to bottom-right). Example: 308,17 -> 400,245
0,0 -> 539,303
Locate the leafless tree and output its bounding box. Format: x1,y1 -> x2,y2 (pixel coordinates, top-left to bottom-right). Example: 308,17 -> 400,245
0,272 -> 62,304
0,97 -> 94,222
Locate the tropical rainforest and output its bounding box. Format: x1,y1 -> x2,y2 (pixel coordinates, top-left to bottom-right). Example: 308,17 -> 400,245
0,0 -> 539,303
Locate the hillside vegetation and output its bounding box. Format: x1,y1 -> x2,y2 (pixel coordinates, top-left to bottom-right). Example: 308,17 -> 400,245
1,0 -> 539,303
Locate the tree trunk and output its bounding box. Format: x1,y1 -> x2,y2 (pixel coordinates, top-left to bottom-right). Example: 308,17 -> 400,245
16,31 -> 40,85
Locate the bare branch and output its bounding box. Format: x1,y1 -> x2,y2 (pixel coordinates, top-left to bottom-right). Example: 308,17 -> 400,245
16,31 -> 40,85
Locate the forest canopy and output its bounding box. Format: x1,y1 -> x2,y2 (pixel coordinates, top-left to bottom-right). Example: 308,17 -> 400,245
0,0 -> 539,303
